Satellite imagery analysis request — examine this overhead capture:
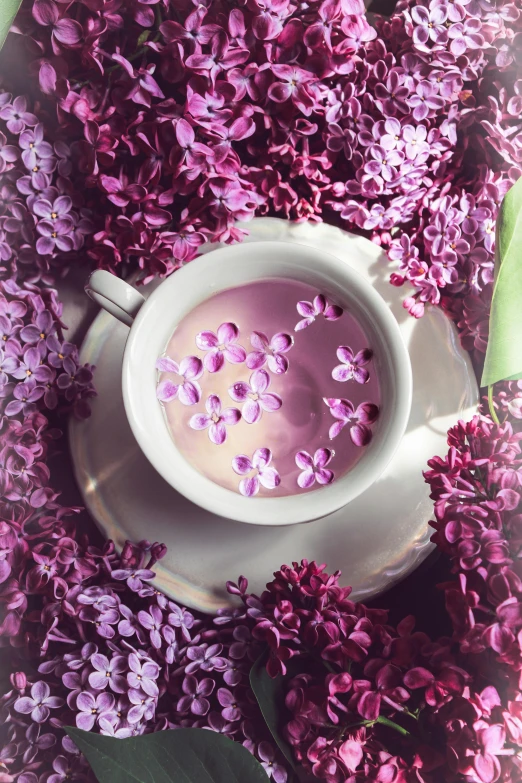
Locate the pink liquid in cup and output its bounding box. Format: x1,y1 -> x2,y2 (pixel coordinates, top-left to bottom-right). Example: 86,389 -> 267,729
157,278 -> 380,497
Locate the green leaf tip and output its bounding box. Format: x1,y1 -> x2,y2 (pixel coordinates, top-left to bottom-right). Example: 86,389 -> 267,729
0,0 -> 22,51
481,176 -> 522,388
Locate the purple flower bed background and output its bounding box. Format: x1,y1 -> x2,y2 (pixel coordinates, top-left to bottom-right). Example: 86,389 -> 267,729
0,0 -> 521,781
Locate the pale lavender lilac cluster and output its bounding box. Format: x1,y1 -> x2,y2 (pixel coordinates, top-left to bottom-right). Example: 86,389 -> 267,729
156,294 -> 379,497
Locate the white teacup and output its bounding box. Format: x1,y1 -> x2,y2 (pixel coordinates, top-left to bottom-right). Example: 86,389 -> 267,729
86,241 -> 412,526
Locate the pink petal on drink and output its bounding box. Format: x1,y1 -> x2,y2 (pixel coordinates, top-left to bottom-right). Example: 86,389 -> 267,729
358,402 -> 379,424
296,301 -> 315,317
337,346 -> 354,364
206,394 -> 221,415
196,330 -> 219,349
259,467 -> 280,489
295,317 -> 314,331
189,413 -> 210,430
242,398 -> 261,424
209,421 -> 227,445
232,455 -> 252,475
178,380 -> 201,406
250,331 -> 269,351
246,351 -> 267,370
156,356 -> 179,373
204,349 -> 224,373
355,348 -> 373,364
221,407 -> 241,425
239,475 -> 259,497
253,448 -> 271,469
350,423 -> 372,446
295,450 -> 313,470
251,369 -> 270,394
259,393 -> 282,412
332,364 -> 352,382
270,333 -> 293,352
314,448 -> 333,468
224,344 -> 246,364
325,304 -> 343,320
316,468 -> 334,485
217,322 -> 239,344
298,469 -> 315,489
267,353 -> 288,374
329,421 -> 346,439
229,381 -> 250,402
353,367 -> 370,384
313,294 -> 326,313
180,355 -> 203,380
156,380 -> 179,402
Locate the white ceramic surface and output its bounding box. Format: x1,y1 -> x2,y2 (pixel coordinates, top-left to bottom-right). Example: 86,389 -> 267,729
69,218 -> 479,613
86,242 -> 412,526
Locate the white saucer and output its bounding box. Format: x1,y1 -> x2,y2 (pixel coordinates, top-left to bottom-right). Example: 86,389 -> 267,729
69,218 -> 479,613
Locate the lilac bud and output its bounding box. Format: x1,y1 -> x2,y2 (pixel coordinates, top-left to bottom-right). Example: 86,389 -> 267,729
10,671 -> 27,690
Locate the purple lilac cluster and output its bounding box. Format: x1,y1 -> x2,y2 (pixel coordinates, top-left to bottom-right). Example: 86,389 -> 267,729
9,0 -> 520,357
1,538 -> 289,782
0,89 -> 93,285
0,279 -> 95,422
228,523 -> 522,783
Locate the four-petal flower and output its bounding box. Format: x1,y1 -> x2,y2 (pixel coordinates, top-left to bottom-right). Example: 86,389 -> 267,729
324,397 -> 379,445
196,322 -> 246,372
156,354 -> 203,406
295,294 -> 343,331
232,448 -> 280,497
246,331 -> 293,375
228,369 -> 282,424
295,448 -> 335,488
332,346 -> 373,384
190,393 -> 241,444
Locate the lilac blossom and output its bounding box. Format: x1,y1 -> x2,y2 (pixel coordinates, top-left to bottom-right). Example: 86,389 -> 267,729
177,675 -> 215,716
35,218 -> 74,255
324,397 -> 379,445
295,295 -> 343,331
156,355 -> 203,406
20,310 -> 55,347
258,742 -> 288,783
127,653 -> 159,697
0,96 -> 38,134
232,448 -> 281,497
137,606 -> 163,649
228,369 -> 282,424
196,322 -> 246,373
167,601 -> 195,642
14,681 -> 63,723
332,346 -> 373,384
76,691 -> 115,731
19,125 -> 54,170
246,331 -> 293,374
111,566 -> 155,592
411,5 -> 449,48
186,643 -> 228,674
295,448 -> 335,489
88,654 -> 127,693
189,394 -> 241,445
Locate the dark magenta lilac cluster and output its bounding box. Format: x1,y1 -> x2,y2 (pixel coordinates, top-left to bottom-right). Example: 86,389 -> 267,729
155,295 -> 379,496
0,0 -> 520,779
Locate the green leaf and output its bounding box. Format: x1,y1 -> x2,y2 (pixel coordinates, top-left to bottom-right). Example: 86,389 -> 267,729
481,177 -> 522,387
64,726 -> 269,783
249,652 -> 299,772
0,0 -> 22,51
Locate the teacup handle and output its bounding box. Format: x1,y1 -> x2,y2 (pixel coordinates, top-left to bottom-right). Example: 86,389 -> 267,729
85,270 -> 146,327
